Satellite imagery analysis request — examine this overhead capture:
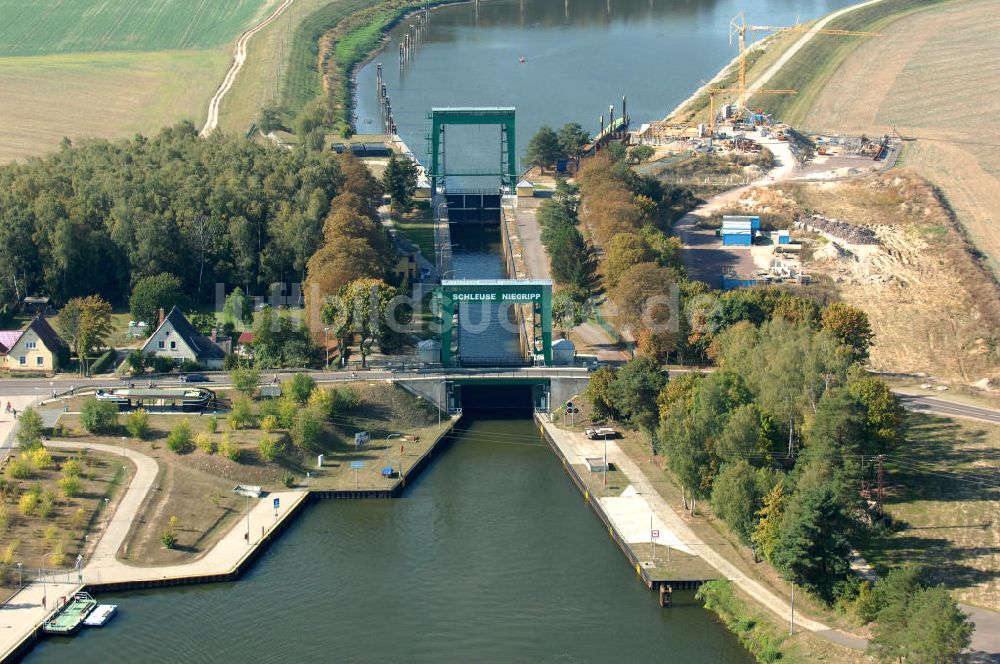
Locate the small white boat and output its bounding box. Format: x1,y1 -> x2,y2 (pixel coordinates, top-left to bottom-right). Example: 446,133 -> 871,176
83,604 -> 117,627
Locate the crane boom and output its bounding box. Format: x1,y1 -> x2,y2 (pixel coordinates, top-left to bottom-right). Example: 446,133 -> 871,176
729,12 -> 880,112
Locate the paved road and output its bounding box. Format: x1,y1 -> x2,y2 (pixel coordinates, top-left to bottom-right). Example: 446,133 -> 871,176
896,394 -> 1000,425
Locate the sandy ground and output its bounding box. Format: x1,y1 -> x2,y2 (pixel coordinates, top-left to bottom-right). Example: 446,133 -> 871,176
803,0 -> 1000,276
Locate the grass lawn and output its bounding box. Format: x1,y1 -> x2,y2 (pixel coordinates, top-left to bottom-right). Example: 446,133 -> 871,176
860,413 -> 1000,610
0,449 -> 134,587
393,205 -> 436,265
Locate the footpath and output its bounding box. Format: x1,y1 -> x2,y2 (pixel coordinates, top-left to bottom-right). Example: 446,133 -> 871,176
0,439 -> 307,662
538,416 -> 869,651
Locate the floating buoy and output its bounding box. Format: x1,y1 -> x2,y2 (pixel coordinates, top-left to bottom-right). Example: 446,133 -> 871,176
518,56 -> 525,63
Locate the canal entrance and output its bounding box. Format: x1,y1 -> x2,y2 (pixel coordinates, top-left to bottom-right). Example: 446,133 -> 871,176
25,413 -> 752,663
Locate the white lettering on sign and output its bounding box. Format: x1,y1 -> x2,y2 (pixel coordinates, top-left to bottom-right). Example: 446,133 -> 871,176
451,292 -> 542,302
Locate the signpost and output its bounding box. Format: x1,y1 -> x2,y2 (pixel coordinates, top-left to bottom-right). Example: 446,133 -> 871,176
273,497 -> 280,520
350,461 -> 364,489
355,432 -> 370,449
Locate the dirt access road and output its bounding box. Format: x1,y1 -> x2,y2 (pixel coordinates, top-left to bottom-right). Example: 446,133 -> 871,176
200,0 -> 296,136
803,0 -> 1000,277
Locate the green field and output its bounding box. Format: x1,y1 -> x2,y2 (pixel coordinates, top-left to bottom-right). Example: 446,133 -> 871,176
0,0 -> 270,56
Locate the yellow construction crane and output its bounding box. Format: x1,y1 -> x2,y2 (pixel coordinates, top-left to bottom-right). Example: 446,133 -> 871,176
729,12 -> 880,111
707,86 -> 796,135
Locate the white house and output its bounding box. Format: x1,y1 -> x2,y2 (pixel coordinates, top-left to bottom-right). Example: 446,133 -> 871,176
139,307 -> 227,369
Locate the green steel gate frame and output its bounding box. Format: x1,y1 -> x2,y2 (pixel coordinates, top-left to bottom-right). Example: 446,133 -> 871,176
435,279 -> 552,367
428,107 -> 517,192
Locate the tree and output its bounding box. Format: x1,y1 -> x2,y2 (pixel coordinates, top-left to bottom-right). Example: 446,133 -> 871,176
869,568 -> 973,664
603,232 -> 654,291
584,366 -> 619,421
80,398 -> 119,434
330,278 -> 407,367
752,482 -> 786,563
607,356 -> 666,433
525,125 -> 565,171
552,289 -> 587,333
557,123 -> 590,159
59,295 -> 113,375
130,273 -> 184,328
628,144 -> 655,164
258,434 -> 284,462
710,460 -> 775,545
821,303 -> 874,362
223,287 -> 252,328
15,407 -> 44,450
849,373 -> 906,453
382,153 -> 419,211
771,482 -> 853,601
608,262 -> 681,336
292,407 -> 325,452
228,366 -> 260,397
284,373 -> 317,405
257,105 -> 284,134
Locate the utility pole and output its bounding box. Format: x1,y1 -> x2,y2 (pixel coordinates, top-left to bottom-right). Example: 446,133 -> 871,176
876,454 -> 886,517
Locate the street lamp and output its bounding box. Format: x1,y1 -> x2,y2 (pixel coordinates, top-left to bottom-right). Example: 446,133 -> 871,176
40,551 -> 60,610
16,562 -> 22,588
324,327 -> 330,369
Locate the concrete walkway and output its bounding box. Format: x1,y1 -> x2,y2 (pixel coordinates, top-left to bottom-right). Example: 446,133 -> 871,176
0,395 -> 39,465
540,417 -> 869,651
0,440 -> 307,661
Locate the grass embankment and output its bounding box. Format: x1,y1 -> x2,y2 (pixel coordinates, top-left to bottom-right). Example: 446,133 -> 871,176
393,204 -> 436,264
0,449 -> 134,586
860,413 -> 1000,611
752,0 -> 953,124
50,383 -> 447,565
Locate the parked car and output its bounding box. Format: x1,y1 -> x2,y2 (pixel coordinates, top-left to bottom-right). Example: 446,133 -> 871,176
584,427 -> 618,440
420,267 -> 432,280
180,373 -> 209,383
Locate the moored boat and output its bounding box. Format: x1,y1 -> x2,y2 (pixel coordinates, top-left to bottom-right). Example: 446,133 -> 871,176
42,592 -> 98,635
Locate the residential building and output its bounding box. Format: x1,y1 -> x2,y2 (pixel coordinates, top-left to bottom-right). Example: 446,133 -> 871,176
139,306 -> 227,369
0,314 -> 68,372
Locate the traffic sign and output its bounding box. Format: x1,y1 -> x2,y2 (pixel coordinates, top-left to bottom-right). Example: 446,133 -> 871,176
273,497 -> 280,510
350,461 -> 365,469
651,530 -> 660,539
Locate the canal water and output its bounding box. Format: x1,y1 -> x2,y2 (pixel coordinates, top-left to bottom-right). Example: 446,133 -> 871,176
25,411 -> 752,663
355,0 -> 859,174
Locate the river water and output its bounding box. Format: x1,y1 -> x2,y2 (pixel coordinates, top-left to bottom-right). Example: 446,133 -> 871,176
25,414 -> 752,663
355,0 -> 859,175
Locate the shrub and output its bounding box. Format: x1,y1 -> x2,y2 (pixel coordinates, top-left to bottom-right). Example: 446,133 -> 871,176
6,457 -> 33,480
205,417 -> 218,434
150,355 -> 175,374
227,397 -> 257,430
261,415 -> 279,432
19,492 -> 38,516
282,471 -> 296,488
71,507 -> 86,528
27,447 -> 53,470
160,515 -> 179,549
126,409 -> 150,439
166,419 -> 192,453
195,432 -> 216,455
38,491 -> 56,519
62,459 -> 82,477
49,543 -> 66,567
219,435 -> 241,462
307,388 -> 334,420
0,541 -> 16,566
81,397 -> 120,434
0,504 -> 9,538
258,434 -> 284,462
59,475 -> 81,498
284,374 -> 316,404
